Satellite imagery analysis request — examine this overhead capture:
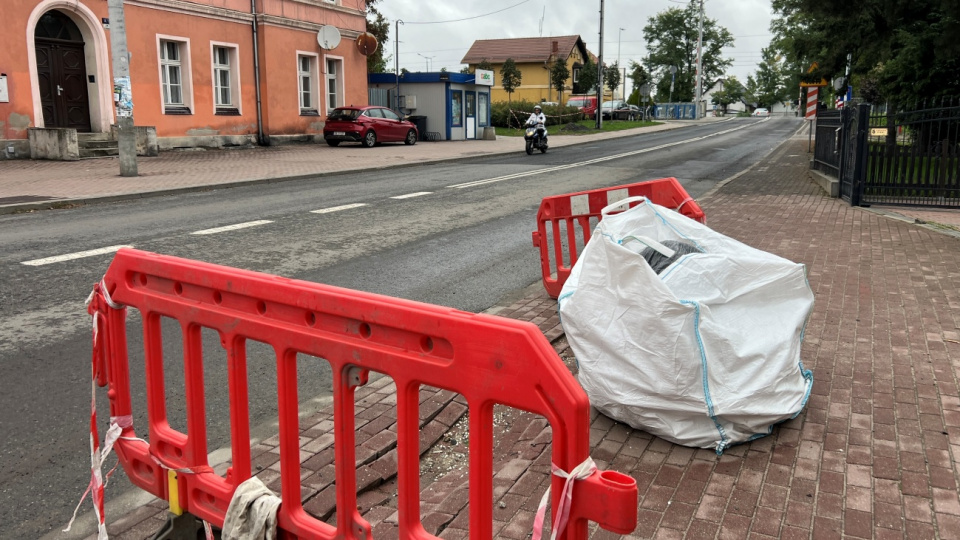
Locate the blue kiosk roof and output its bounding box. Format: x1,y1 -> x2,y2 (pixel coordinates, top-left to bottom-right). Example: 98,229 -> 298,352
368,72 -> 479,85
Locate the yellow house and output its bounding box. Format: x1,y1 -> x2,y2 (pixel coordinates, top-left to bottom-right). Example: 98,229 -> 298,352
461,35 -> 600,104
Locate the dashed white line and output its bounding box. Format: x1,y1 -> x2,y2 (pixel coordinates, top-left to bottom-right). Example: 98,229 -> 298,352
390,192 -> 433,200
447,121 -> 759,189
310,203 -> 368,214
21,245 -> 133,266
191,220 -> 273,235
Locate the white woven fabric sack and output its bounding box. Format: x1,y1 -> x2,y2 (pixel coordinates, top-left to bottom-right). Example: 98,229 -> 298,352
558,197 -> 814,453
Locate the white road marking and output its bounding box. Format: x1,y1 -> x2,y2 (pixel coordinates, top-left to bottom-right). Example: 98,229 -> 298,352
310,203 -> 368,214
21,245 -> 133,266
390,192 -> 433,199
191,220 -> 273,235
448,121 -> 759,189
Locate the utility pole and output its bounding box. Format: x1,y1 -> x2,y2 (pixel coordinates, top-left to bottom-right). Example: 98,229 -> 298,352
394,19 -> 403,112
596,0 -> 605,129
694,0 -> 704,119
107,0 -> 138,176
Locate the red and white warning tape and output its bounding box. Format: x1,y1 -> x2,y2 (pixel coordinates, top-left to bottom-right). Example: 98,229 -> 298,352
65,280 -> 214,540
531,457 -> 597,540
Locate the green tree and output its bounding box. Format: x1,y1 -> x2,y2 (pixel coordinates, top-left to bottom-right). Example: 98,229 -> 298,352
500,58 -> 522,102
626,61 -> 652,105
459,66 -> 471,74
574,56 -> 597,95
605,62 -> 622,97
364,0 -> 390,73
710,76 -> 745,114
550,60 -> 570,103
750,47 -> 790,107
477,59 -> 493,72
770,0 -> 960,105
643,4 -> 734,102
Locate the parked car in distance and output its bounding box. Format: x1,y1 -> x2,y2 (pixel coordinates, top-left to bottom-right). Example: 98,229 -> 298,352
323,106 -> 419,147
567,94 -> 599,119
610,103 -> 643,121
752,108 -> 770,117
599,100 -> 630,120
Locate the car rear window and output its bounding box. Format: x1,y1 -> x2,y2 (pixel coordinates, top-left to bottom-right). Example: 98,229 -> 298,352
328,108 -> 361,121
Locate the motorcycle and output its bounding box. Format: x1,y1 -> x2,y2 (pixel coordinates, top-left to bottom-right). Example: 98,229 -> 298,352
524,120 -> 548,155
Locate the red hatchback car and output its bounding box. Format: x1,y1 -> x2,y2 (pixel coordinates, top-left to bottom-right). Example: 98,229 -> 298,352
323,106 -> 419,147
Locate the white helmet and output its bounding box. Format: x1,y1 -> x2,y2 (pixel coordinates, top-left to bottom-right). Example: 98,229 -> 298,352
534,105 -> 542,111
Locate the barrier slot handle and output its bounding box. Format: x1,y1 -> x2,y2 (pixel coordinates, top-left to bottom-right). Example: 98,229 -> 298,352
600,196 -> 649,217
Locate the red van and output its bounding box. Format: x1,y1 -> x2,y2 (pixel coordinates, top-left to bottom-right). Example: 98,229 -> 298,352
567,95 -> 599,118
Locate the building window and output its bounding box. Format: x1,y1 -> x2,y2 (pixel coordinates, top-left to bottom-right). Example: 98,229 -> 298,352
478,93 -> 489,127
325,57 -> 343,112
161,41 -> 183,107
298,54 -> 319,115
159,37 -> 192,114
212,44 -> 240,115
451,91 -> 462,127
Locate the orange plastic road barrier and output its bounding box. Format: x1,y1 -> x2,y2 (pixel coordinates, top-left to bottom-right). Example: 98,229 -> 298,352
86,248 -> 637,539
532,177 -> 706,298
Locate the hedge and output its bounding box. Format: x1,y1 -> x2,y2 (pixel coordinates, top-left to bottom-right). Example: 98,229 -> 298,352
490,100 -> 584,128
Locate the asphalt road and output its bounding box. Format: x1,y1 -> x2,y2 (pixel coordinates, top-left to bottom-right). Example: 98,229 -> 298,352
0,116 -> 803,538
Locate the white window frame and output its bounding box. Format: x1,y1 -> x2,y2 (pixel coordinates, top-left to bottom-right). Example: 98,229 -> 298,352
156,35 -> 193,114
323,55 -> 344,114
296,51 -> 320,115
211,41 -> 241,115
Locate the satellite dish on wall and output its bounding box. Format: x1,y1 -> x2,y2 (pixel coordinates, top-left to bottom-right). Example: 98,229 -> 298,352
356,32 -> 378,56
317,26 -> 341,50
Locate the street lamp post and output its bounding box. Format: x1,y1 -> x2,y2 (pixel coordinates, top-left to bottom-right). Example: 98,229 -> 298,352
617,27 -> 625,99
669,65 -> 677,103
596,0 -> 605,129
694,0 -> 704,119
394,19 -> 403,112
416,53 -> 434,71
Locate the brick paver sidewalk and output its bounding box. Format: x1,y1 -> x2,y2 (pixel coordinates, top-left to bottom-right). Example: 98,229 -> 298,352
74,133 -> 960,539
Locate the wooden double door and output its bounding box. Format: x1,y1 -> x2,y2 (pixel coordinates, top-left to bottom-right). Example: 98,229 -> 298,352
35,10 -> 92,132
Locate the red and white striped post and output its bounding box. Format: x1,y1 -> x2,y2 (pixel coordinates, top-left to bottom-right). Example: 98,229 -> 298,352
806,87 -> 818,152
805,87 -> 819,119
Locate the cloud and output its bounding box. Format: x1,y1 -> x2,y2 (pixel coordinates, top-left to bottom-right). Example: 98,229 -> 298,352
375,0 -> 775,90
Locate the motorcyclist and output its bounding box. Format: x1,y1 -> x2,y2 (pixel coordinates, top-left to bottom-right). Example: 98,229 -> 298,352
526,105 -> 546,128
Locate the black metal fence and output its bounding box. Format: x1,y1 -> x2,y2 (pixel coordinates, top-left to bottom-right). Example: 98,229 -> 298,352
860,99 -> 960,206
812,109 -> 842,177
813,98 -> 960,208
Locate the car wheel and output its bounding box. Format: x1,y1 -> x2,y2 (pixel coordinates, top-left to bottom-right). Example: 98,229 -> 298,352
326,140 -> 340,147
362,130 -> 377,148
404,129 -> 417,145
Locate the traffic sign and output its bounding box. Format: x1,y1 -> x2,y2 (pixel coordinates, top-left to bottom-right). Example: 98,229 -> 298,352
800,62 -> 828,87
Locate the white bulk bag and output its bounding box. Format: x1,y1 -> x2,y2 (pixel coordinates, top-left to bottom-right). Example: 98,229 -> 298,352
558,197 -> 814,453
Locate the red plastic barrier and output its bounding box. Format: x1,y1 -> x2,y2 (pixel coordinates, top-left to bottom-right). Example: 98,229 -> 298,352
87,248 -> 637,539
532,177 -> 706,298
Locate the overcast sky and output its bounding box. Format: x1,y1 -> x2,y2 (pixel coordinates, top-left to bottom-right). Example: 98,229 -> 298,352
376,0 -> 775,94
